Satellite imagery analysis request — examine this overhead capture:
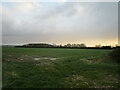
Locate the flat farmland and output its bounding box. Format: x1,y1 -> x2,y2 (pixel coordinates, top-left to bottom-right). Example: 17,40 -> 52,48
2,48 -> 119,88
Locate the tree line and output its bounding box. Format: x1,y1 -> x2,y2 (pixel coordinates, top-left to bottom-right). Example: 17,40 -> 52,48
15,43 -> 120,49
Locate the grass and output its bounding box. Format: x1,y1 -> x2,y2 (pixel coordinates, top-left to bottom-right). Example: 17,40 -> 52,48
2,47 -> 119,88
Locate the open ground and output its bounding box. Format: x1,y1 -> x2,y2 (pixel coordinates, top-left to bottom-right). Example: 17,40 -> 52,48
2,48 -> 119,88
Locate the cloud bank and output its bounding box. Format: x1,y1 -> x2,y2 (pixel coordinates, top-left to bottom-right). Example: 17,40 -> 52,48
1,2 -> 118,46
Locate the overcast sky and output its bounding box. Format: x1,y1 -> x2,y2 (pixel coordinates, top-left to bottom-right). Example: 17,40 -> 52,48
1,1 -> 118,46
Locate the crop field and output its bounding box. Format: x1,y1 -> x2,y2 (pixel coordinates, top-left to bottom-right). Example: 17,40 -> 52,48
2,48 -> 119,88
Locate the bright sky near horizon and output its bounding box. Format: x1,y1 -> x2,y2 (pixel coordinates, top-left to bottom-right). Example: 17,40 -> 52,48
1,1 -> 118,46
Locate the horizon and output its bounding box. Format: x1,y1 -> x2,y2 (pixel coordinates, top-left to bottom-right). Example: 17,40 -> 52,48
2,42 -> 118,47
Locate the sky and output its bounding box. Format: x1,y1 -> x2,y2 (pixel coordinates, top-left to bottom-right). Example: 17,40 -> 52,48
1,1 -> 118,46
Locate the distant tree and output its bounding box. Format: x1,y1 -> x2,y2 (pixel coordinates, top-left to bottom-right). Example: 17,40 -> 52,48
72,44 -> 76,47
59,44 -> 63,48
102,46 -> 111,49
79,43 -> 86,47
95,44 -> 102,48
76,44 -> 80,47
53,44 -> 57,47
115,44 -> 120,48
24,43 -> 54,48
66,43 -> 72,47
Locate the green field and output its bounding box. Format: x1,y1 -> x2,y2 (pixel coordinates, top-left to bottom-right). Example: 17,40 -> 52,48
2,48 -> 119,88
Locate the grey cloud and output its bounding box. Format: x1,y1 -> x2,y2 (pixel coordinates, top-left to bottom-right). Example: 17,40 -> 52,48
34,2 -> 83,21
2,2 -> 118,45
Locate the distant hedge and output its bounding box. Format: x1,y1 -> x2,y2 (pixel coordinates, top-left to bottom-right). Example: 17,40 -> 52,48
108,49 -> 120,63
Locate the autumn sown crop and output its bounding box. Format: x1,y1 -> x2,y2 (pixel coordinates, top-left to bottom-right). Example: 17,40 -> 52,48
2,47 -> 119,88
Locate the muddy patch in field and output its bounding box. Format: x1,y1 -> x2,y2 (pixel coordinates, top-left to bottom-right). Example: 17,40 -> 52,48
80,57 -> 103,64
33,57 -> 59,60
34,61 -> 52,66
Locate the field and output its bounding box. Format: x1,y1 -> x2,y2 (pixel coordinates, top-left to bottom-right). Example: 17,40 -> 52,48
2,48 -> 119,88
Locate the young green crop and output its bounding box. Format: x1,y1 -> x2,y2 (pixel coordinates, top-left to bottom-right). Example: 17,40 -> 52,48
2,48 -> 119,88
